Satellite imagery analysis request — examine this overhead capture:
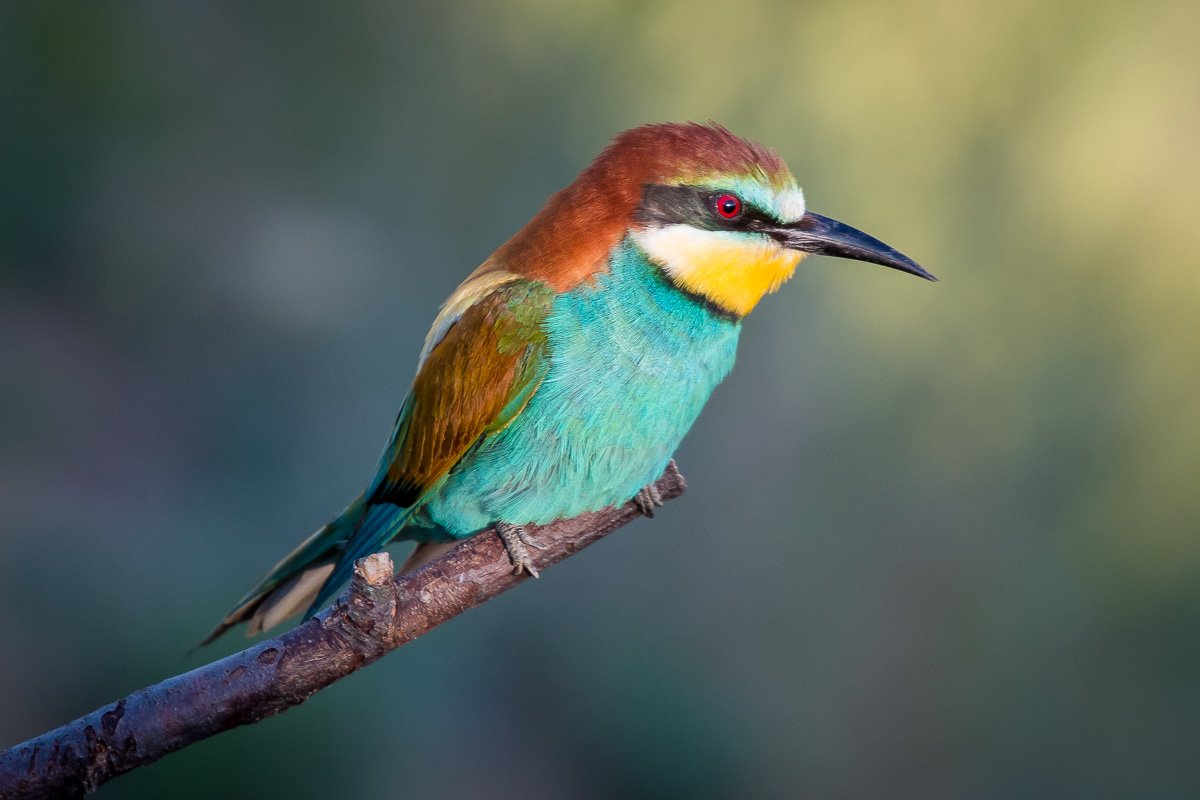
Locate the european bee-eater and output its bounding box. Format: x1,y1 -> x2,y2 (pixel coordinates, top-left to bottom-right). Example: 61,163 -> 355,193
203,122 -> 934,644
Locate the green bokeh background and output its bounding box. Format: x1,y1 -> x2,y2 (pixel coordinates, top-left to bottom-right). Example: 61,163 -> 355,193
3,2 -> 1199,797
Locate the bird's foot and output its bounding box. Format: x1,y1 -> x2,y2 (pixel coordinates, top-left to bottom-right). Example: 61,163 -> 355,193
495,521 -> 543,578
633,483 -> 664,518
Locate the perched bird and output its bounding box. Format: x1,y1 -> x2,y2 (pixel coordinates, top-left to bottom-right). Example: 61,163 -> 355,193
203,122 -> 934,644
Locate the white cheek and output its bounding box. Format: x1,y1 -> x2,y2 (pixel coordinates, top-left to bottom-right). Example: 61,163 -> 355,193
633,225 -> 743,276
775,187 -> 806,223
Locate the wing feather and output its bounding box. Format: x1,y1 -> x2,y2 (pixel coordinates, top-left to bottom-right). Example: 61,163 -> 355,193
368,278 -> 553,508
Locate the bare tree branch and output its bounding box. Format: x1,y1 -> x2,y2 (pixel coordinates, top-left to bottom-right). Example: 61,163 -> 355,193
0,463 -> 686,799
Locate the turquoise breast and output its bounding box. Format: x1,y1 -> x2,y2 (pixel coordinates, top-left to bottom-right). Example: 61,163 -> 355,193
422,237 -> 741,536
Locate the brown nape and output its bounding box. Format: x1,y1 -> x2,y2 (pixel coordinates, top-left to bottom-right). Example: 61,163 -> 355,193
484,122 -> 789,292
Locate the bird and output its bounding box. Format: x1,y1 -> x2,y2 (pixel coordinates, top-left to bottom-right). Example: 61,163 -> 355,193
201,121 -> 934,645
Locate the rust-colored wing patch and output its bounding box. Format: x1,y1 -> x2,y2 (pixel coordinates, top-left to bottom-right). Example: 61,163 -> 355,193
369,280 -> 552,508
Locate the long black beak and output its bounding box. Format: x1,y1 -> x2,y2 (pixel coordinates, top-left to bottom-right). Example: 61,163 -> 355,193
778,211 -> 936,281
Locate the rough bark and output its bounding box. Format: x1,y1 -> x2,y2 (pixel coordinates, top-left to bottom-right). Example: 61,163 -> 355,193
0,462 -> 686,799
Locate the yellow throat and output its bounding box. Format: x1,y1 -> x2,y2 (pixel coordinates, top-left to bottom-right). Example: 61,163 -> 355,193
635,224 -> 803,317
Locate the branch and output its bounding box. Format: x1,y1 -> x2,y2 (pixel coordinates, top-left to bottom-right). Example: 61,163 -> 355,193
0,463 -> 686,799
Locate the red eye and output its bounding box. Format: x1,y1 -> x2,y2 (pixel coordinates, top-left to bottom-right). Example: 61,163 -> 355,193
714,193 -> 742,219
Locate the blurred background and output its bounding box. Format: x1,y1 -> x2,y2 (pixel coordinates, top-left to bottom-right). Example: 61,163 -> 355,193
2,1 -> 1198,797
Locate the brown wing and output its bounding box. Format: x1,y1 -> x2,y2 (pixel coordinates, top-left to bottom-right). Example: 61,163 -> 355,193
368,278 -> 552,508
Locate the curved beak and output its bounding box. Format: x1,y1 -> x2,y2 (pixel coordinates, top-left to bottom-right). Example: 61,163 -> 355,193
777,211 -> 936,282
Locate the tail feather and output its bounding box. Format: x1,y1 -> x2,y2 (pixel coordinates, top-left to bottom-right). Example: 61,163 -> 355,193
246,562 -> 335,636
303,502 -> 418,617
198,496 -> 371,647
243,537 -> 454,640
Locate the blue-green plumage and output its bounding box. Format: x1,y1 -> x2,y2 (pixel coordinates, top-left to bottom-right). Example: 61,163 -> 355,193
421,236 -> 740,534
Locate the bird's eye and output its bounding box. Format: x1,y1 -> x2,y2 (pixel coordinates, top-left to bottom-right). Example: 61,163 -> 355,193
714,193 -> 742,220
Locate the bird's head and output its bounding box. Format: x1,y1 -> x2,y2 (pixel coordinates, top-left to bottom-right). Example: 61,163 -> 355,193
494,122 -> 933,317
626,123 -> 935,317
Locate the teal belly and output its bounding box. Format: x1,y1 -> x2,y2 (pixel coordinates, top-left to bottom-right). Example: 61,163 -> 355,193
421,238 -> 741,536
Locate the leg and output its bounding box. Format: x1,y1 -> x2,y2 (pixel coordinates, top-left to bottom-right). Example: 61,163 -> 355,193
495,521 -> 544,578
633,482 -> 664,517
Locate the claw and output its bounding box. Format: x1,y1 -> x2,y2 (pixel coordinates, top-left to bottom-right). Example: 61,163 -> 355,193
495,521 -> 541,578
633,483 -> 664,517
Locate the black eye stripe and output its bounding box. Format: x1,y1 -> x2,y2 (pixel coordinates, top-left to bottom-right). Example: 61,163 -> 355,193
636,183 -> 776,232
